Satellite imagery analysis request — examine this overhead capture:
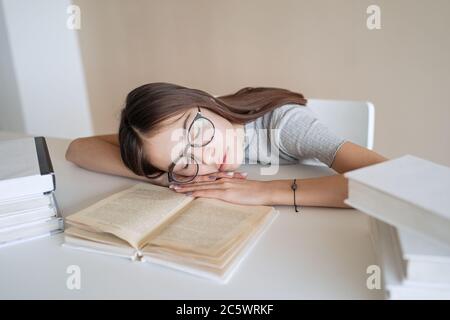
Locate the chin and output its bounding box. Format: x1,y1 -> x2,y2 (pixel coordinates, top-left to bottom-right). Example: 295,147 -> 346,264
225,163 -> 242,172
219,151 -> 244,172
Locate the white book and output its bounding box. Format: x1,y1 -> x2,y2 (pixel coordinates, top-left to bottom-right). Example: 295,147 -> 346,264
0,217 -> 63,247
397,228 -> 450,284
345,155 -> 450,248
0,137 -> 55,201
0,192 -> 52,205
0,192 -> 59,229
0,206 -> 57,228
0,193 -> 53,217
369,217 -> 450,299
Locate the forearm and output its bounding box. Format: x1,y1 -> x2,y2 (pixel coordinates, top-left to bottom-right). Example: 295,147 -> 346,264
266,174 -> 351,208
264,143 -> 389,209
65,137 -> 158,184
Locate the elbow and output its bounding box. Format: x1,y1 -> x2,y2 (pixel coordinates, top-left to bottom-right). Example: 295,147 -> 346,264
65,138 -> 84,163
339,201 -> 353,209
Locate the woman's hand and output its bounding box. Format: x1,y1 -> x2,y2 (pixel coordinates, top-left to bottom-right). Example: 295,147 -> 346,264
145,171 -> 248,187
169,177 -> 272,206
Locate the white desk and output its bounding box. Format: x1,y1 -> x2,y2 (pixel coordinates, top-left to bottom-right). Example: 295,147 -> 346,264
0,132 -> 383,299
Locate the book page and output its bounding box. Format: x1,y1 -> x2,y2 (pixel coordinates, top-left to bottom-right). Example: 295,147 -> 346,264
147,198 -> 272,257
65,183 -> 193,249
65,226 -> 130,248
143,214 -> 274,279
143,212 -> 272,269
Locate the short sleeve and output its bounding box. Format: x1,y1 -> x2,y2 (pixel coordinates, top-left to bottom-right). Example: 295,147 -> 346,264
270,104 -> 347,167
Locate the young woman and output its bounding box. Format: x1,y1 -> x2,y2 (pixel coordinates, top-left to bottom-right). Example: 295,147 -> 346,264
65,82 -> 387,209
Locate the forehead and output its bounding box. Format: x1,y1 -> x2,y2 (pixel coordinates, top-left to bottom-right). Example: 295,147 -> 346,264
145,110 -> 191,139
139,110 -> 192,168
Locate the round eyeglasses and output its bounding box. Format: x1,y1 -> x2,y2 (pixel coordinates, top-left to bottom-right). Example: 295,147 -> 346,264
168,107 -> 215,184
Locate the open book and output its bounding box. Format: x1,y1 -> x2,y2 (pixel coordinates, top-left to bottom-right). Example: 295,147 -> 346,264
63,183 -> 278,283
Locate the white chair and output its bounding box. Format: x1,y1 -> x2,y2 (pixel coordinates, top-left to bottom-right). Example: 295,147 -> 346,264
307,98 -> 375,150
299,98 -> 375,167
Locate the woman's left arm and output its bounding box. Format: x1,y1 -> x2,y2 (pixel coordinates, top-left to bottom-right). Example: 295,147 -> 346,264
264,141 -> 388,208
171,142 -> 388,208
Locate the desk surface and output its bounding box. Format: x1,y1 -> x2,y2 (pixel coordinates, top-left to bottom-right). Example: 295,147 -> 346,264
0,132 -> 382,299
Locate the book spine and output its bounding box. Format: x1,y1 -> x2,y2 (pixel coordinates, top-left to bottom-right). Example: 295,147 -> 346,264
34,136 -> 56,191
49,191 -> 64,230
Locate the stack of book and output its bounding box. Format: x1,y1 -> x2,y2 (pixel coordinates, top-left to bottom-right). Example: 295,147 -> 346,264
0,136 -> 63,247
345,155 -> 450,299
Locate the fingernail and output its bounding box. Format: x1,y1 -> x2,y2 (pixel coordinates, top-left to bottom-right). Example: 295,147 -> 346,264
208,176 -> 217,180
226,172 -> 234,176
185,192 -> 193,196
173,185 -> 181,189
169,185 -> 174,189
240,172 -> 248,177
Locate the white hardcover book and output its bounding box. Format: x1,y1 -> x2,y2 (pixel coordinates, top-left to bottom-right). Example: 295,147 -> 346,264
397,228 -> 450,284
0,206 -> 57,228
345,155 -> 450,248
0,191 -> 59,225
0,137 -> 55,201
369,217 -> 450,299
0,217 -> 63,247
0,193 -> 52,216
369,216 -> 404,299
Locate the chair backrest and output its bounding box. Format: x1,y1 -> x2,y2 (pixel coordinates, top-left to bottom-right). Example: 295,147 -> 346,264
306,98 -> 375,150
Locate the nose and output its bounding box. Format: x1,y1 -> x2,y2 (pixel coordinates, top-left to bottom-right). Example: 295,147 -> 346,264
201,146 -> 217,165
191,147 -> 220,175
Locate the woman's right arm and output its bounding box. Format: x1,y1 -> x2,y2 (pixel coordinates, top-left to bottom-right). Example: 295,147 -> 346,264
65,134 -> 168,186
65,134 -> 248,187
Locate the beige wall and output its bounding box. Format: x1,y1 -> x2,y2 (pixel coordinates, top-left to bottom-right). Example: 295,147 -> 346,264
74,0 -> 450,165
0,0 -> 93,138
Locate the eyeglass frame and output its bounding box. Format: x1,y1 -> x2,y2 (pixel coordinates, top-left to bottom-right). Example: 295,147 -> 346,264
167,106 -> 215,184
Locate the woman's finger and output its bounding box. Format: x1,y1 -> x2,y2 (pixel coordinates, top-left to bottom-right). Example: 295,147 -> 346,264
171,182 -> 229,192
191,171 -> 247,183
190,189 -> 226,200
163,171 -> 247,187
226,171 -> 248,179
169,177 -> 238,189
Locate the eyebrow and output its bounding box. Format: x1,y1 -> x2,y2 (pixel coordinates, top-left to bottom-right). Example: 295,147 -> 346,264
168,110 -> 190,131
177,111 -> 192,157
182,110 -> 193,131
165,110 -> 195,172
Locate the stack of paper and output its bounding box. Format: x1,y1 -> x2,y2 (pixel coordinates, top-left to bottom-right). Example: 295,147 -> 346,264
345,155 -> 450,299
0,137 -> 63,247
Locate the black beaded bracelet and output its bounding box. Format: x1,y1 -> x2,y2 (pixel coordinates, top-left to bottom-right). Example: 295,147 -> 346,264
291,179 -> 300,212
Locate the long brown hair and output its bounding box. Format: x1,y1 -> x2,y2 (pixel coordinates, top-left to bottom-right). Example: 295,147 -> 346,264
119,82 -> 307,178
